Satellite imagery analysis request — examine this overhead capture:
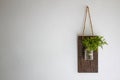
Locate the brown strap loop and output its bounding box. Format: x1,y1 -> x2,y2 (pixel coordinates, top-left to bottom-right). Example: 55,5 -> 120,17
82,6 -> 94,36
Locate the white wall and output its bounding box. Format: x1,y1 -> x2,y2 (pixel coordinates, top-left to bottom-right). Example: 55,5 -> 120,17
0,0 -> 120,80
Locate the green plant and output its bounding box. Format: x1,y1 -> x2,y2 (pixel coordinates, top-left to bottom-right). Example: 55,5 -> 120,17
82,36 -> 107,52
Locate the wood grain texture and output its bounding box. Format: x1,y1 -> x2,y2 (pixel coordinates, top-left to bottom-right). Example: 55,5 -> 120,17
77,36 -> 98,73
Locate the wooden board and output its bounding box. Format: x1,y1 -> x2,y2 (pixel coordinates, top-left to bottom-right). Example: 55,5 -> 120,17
77,36 -> 98,73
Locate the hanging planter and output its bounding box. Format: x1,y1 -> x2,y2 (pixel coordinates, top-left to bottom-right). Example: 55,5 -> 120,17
78,6 -> 107,72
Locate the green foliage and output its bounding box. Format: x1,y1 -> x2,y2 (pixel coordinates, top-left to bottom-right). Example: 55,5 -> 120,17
82,36 -> 107,52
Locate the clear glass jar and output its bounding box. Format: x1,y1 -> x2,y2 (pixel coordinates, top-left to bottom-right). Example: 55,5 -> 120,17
85,49 -> 93,60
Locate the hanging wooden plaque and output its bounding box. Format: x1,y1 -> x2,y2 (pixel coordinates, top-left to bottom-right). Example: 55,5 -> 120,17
77,36 -> 98,73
